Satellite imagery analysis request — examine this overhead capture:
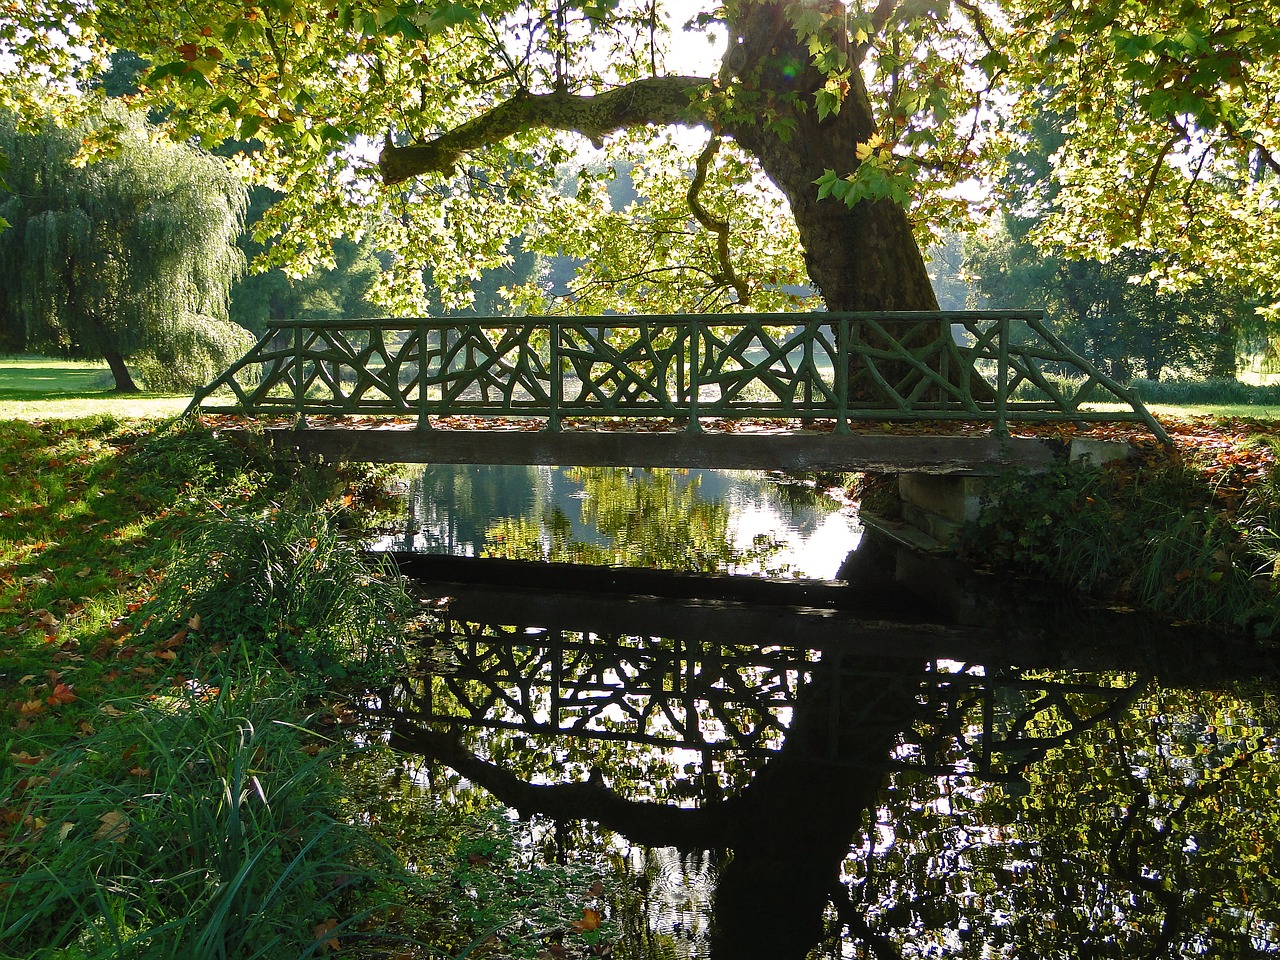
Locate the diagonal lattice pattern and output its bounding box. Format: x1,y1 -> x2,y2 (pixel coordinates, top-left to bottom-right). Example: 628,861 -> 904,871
189,311 -> 1169,441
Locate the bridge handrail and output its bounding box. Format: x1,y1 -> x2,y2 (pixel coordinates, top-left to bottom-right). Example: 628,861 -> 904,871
187,310 -> 1170,443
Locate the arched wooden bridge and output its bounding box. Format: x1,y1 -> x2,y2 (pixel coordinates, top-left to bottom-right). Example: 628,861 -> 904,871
188,310 -> 1169,473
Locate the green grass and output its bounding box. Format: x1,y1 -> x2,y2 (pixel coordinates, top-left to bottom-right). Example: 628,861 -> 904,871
0,358 -> 191,420
1149,403 -> 1280,420
0,418 -> 618,959
1086,401 -> 1280,421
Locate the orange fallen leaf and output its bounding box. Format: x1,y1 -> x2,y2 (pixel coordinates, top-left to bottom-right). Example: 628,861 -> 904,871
312,918 -> 340,952
46,683 -> 76,706
95,810 -> 129,842
571,907 -> 602,934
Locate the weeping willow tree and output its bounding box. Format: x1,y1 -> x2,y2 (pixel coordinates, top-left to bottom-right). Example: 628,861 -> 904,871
0,104 -> 251,392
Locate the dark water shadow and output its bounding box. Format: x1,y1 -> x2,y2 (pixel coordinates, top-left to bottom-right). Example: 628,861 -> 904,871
375,534 -> 1280,958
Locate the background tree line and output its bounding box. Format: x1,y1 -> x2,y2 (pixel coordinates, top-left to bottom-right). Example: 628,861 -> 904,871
947,110 -> 1263,384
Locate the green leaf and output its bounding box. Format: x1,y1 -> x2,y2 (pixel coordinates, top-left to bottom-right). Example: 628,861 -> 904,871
146,61 -> 189,84
428,2 -> 482,30
383,13 -> 424,40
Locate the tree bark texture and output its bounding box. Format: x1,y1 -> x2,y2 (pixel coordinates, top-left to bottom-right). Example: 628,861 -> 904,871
103,346 -> 141,393
722,1 -> 939,313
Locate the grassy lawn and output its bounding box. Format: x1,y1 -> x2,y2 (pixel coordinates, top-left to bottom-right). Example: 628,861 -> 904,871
0,358 -> 191,420
1147,402 -> 1280,420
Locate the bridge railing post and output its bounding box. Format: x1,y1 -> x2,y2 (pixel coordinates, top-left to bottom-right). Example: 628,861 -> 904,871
416,321 -> 432,430
835,315 -> 850,435
996,314 -> 1010,438
548,319 -> 562,432
292,323 -> 305,428
686,317 -> 702,433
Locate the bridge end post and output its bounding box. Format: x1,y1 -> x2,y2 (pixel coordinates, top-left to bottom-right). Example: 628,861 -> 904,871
548,321 -> 562,433
995,315 -> 1011,439
415,322 -> 433,431
291,323 -> 306,429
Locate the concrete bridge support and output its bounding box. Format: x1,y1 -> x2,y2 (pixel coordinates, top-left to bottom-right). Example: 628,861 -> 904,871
884,436 -> 1135,551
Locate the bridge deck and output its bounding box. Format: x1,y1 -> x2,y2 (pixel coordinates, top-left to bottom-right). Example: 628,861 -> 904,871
254,424 -> 1061,474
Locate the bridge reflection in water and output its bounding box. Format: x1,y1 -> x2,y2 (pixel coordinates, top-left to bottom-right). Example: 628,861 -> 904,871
375,538 -> 1280,959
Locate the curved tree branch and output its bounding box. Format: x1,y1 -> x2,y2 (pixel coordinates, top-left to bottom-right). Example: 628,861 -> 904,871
1135,135 -> 1180,231
379,75 -> 714,184
687,135 -> 751,306
830,882 -> 906,960
389,724 -> 739,849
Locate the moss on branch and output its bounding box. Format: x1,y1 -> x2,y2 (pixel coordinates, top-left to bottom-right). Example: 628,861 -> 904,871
378,76 -> 714,184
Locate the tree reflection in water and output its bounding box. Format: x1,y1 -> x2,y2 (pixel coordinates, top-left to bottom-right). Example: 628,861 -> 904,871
375,540 -> 1280,959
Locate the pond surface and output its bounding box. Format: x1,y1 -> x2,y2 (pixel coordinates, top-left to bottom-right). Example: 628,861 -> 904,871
373,466 -> 1280,959
376,464 -> 861,579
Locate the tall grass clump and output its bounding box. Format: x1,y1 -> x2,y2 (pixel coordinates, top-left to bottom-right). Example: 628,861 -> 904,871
0,683 -> 390,960
1131,378 -> 1280,407
1011,375 -> 1280,407
140,507 -> 416,691
963,459 -> 1280,638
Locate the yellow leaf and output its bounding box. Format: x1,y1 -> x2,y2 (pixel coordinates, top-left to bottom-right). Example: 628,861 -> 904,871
855,133 -> 885,162
313,918 -> 340,952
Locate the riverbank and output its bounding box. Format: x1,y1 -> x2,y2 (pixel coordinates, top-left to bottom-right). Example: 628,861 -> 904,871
947,417 -> 1280,640
0,418 -> 613,958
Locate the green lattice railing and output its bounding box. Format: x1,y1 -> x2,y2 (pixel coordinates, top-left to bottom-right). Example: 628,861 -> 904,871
187,310 -> 1170,442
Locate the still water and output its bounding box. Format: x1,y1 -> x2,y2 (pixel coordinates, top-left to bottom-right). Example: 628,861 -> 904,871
378,463 -> 862,578
376,465 -> 1280,959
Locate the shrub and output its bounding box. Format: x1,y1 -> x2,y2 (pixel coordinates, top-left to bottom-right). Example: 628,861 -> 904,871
0,684 -> 390,959
962,460 -> 1280,638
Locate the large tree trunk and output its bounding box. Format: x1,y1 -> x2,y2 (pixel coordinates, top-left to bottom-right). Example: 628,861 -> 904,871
723,2 -> 938,313
1208,315 -> 1238,380
723,2 -> 968,405
708,656 -> 920,958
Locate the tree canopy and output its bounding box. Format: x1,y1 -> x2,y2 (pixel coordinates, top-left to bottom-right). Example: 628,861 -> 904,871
3,0 -> 1277,319
0,104 -> 251,391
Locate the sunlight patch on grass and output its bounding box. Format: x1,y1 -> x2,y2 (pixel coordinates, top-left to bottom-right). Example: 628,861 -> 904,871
0,396 -> 191,419
0,357 -> 116,393
1086,401 -> 1280,421
0,356 -> 192,420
